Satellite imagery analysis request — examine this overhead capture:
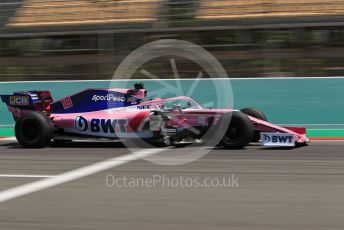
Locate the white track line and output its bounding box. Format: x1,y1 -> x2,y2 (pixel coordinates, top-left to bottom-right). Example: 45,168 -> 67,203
0,148 -> 164,203
0,174 -> 54,178
0,137 -> 16,141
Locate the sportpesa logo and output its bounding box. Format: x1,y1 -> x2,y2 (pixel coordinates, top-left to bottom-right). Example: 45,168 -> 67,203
92,94 -> 125,102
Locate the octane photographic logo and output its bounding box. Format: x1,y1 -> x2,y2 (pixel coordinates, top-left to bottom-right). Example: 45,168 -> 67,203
109,39 -> 233,165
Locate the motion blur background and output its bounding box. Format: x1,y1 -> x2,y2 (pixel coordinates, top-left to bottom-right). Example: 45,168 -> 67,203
1,0 -> 344,81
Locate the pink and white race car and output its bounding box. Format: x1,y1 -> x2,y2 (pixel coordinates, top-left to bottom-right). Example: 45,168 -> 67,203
1,83 -> 309,148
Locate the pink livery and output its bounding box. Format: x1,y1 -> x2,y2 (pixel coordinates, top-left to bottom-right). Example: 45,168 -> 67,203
1,83 -> 309,148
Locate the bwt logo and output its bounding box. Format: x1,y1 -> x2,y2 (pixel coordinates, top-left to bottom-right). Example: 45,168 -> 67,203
74,116 -> 127,133
262,134 -> 271,143
262,134 -> 293,143
92,94 -> 125,102
75,116 -> 88,131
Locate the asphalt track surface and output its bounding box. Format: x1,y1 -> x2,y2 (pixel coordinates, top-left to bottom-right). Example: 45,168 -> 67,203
0,140 -> 344,230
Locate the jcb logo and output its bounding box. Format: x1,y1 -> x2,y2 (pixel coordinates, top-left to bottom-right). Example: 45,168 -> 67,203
9,96 -> 29,106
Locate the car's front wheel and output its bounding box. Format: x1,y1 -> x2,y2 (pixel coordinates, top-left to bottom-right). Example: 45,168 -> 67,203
220,111 -> 254,149
241,107 -> 267,142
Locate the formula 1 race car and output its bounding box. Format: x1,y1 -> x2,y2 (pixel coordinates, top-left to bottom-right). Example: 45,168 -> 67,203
1,83 -> 309,148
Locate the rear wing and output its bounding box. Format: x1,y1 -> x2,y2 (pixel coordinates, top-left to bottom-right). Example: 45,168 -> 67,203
1,91 -> 53,119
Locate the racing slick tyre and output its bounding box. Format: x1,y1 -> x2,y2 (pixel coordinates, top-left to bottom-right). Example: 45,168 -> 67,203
220,111 -> 254,149
240,107 -> 267,121
240,107 -> 267,142
15,111 -> 53,148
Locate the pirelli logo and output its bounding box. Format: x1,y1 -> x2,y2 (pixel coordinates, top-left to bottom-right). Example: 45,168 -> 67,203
9,96 -> 30,106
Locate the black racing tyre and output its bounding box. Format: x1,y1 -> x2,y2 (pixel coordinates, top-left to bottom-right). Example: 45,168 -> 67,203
240,107 -> 267,121
15,111 -> 53,148
240,107 -> 267,142
220,111 -> 254,149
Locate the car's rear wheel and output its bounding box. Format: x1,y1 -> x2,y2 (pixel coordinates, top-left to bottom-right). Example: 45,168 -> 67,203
241,107 -> 267,142
220,111 -> 254,149
15,111 -> 53,148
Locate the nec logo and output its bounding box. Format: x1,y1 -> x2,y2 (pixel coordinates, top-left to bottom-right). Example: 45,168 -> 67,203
137,105 -> 165,110
9,96 -> 29,106
137,105 -> 152,110
261,133 -> 295,147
